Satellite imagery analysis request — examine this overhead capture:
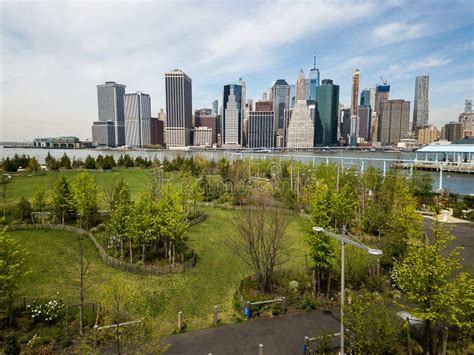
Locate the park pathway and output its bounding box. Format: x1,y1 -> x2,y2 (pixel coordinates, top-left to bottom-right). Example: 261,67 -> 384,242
163,309 -> 340,354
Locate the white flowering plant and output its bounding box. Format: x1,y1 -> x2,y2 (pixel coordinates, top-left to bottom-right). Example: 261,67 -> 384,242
26,299 -> 64,324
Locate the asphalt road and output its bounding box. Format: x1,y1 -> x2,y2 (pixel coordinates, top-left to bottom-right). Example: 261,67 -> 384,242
423,218 -> 474,270
163,309 -> 340,355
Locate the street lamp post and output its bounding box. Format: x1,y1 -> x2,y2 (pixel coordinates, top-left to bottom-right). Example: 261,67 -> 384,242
312,225 -> 383,355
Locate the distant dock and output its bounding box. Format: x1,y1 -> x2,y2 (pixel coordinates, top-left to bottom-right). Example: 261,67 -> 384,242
392,161 -> 474,174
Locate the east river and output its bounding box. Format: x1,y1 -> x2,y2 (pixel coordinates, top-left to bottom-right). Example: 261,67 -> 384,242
1,146 -> 473,195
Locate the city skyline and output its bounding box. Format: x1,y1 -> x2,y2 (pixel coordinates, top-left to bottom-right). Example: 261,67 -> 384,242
1,0 -> 474,141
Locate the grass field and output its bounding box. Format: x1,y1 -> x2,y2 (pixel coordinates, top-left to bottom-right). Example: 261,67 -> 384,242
4,168 -> 152,204
7,207 -> 311,335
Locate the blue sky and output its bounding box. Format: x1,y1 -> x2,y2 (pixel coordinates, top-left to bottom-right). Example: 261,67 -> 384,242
1,0 -> 473,141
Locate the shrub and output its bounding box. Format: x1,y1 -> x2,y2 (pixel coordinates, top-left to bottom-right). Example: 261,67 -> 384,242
3,334 -> 20,355
26,299 -> 64,324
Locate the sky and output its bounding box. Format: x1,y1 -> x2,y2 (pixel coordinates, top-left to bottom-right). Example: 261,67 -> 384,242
1,0 -> 473,142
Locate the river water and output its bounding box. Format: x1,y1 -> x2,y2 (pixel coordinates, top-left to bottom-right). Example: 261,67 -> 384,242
1,146 -> 473,195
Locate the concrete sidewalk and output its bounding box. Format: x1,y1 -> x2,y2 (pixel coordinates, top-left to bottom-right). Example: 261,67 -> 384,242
163,309 -> 340,355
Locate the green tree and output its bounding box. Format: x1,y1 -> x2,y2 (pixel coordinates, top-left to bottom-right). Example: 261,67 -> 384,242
344,291 -> 403,353
0,230 -> 30,325
84,155 -> 96,169
307,182 -> 335,297
32,189 -> 47,224
130,194 -> 157,264
60,153 -> 72,169
217,157 -> 230,180
51,175 -> 73,224
70,172 -> 100,229
392,222 -> 473,354
109,182 -> 132,259
14,197 -> 31,222
27,157 -> 40,173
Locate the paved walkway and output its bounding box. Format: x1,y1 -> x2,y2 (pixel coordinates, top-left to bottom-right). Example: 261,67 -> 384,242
163,309 -> 340,354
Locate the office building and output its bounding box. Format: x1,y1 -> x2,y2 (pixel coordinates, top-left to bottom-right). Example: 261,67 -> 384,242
124,92 -> 151,147
351,69 -> 360,117
165,69 -> 192,147
350,116 -> 359,146
375,84 -> 390,110
195,112 -> 219,145
248,111 -> 275,148
212,100 -> 218,115
261,91 -> 268,101
287,100 -> 314,148
272,79 -> 290,147
358,105 -> 371,142
315,79 -> 339,145
296,69 -> 306,101
283,107 -> 293,147
289,84 -> 296,108
444,122 -> 463,142
417,125 -> 440,145
272,79 -> 290,130
465,99 -> 472,113
459,112 -> 474,133
413,75 -> 429,129
193,127 -> 213,147
222,84 -> 243,146
255,101 -> 273,112
340,108 -> 351,145
150,117 -> 164,146
360,89 -> 371,107
92,81 -> 126,147
378,99 -> 410,145
92,121 -> 115,147
309,53 -> 320,101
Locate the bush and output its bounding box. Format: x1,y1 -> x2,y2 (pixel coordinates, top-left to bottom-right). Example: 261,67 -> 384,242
3,334 -> 20,355
26,299 -> 64,324
301,292 -> 318,311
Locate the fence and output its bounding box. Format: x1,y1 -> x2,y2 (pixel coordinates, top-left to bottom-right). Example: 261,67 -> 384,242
7,223 -> 197,276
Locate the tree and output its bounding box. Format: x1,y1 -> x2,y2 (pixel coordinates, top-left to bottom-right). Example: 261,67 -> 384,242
51,176 -> 73,224
32,189 -> 47,224
217,157 -> 230,180
307,182 -> 335,297
392,221 -> 472,354
230,190 -> 290,292
109,182 -> 132,259
344,291 -> 403,353
84,155 -> 96,169
130,194 -> 157,264
14,197 -> 31,222
60,153 -> 72,169
1,174 -> 11,219
70,172 -> 100,229
27,157 -> 40,173
0,230 -> 30,325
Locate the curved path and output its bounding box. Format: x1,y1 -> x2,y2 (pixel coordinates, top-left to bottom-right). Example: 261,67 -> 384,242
163,309 -> 340,354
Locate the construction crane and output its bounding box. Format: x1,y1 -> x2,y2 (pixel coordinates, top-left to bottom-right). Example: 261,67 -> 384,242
379,76 -> 388,85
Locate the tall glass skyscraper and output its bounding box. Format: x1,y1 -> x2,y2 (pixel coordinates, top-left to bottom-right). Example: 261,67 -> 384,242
309,54 -> 320,101
360,89 -> 371,107
271,79 -> 290,130
124,91 -> 151,147
222,84 -> 243,146
315,79 -> 339,146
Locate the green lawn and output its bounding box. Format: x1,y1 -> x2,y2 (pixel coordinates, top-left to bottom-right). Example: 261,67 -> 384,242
7,207 -> 311,335
4,168 -> 152,204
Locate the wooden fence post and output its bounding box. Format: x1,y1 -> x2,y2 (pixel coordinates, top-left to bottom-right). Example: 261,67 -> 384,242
178,311 -> 183,330
213,306 -> 219,325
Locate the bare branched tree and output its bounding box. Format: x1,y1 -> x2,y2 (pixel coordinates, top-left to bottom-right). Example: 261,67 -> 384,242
230,190 -> 290,293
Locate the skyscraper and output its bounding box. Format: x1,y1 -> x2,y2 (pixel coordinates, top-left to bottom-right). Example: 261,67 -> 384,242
248,111 -> 274,148
378,99 -> 410,145
124,91 -> 151,147
443,122 -> 463,142
296,69 -> 306,101
272,79 -> 290,147
351,69 -> 360,117
309,53 -> 320,101
375,83 -> 390,111
340,108 -> 351,145
222,84 -> 243,146
360,89 -> 371,107
212,99 -> 218,115
286,100 -> 314,148
272,79 -> 290,129
413,75 -> 429,129
358,105 -> 371,142
92,81 -> 126,147
315,79 -> 340,145
165,69 -> 192,147
465,99 -> 472,113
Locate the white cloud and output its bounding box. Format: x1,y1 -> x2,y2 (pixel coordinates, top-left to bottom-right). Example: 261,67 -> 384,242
384,55 -> 453,77
371,21 -> 426,45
